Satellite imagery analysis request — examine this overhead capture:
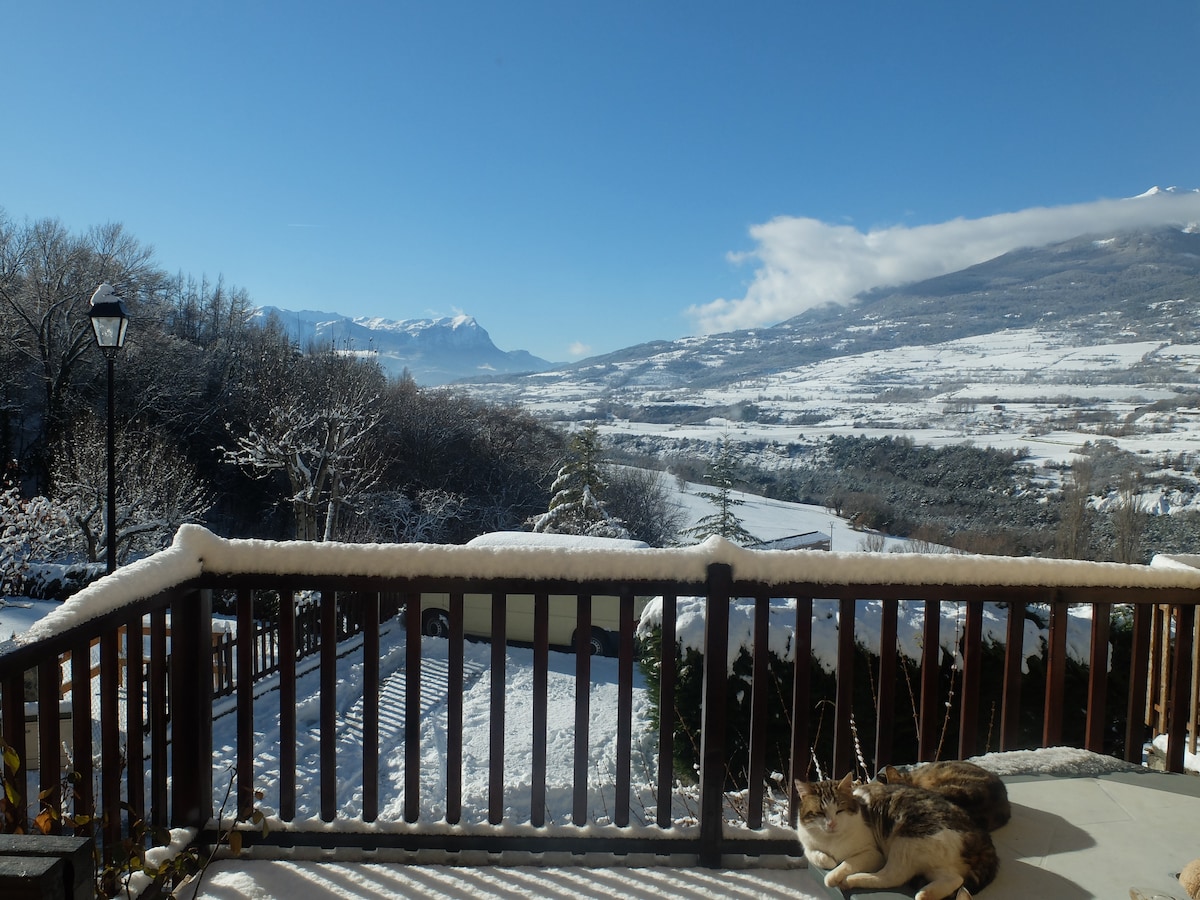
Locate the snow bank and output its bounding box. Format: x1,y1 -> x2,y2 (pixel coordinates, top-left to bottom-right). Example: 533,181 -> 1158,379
639,594 -> 1082,674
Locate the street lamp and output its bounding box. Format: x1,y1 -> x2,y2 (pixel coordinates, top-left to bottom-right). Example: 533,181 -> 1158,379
89,283 -> 129,574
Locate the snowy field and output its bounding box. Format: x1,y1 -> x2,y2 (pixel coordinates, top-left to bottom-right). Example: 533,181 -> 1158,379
470,327 -> 1200,514
210,622 -> 667,827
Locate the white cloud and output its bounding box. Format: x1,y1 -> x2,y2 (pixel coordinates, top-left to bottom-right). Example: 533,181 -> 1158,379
568,341 -> 592,359
688,188 -> 1200,335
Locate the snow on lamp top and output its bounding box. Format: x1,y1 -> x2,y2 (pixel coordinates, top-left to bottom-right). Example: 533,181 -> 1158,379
89,282 -> 129,350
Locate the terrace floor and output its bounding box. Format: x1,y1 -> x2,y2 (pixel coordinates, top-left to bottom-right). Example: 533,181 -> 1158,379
187,764 -> 1200,900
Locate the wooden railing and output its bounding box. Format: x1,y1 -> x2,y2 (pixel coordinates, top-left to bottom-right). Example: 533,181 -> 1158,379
0,526 -> 1198,880
1146,602 -> 1200,758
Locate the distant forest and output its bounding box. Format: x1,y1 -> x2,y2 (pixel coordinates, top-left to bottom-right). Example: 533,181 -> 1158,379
613,433 -> 1199,564
0,214 -> 578,581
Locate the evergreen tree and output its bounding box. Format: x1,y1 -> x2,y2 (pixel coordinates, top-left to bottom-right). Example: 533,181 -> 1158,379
529,426 -> 629,538
685,436 -> 756,545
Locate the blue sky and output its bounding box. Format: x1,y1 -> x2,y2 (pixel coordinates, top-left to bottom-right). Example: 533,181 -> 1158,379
6,2 -> 1199,362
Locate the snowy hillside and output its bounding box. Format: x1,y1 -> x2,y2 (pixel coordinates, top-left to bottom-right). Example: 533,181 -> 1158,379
457,228 -> 1200,518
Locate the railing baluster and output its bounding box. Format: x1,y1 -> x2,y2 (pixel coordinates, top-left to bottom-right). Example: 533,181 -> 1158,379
38,656 -> 62,833
572,594 -> 592,827
0,671 -> 25,831
447,590 -> 464,825
100,626 -> 121,858
656,592 -> 677,829
958,599 -> 984,759
237,588 -> 255,818
70,637 -> 93,837
531,592 -> 549,827
1043,592 -> 1068,747
1190,611 -> 1200,758
699,563 -> 732,868
149,608 -> 168,829
747,592 -> 769,828
320,590 -> 337,821
278,590 -> 296,821
1125,601 -> 1153,763
363,592 -> 380,823
1000,599 -> 1025,749
788,595 -> 813,826
171,588 -> 213,830
1085,601 -> 1112,753
488,592 -> 506,826
918,598 -> 941,761
874,599 -> 898,770
124,611 -> 145,830
615,588 -> 635,828
1165,604 -> 1196,773
404,590 -> 421,824
833,596 -> 856,777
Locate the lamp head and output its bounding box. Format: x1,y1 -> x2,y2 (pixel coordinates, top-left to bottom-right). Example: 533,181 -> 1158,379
89,283 -> 129,355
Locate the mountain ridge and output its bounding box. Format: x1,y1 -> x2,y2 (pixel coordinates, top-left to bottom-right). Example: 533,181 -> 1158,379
252,306 -> 555,385
457,225 -> 1200,397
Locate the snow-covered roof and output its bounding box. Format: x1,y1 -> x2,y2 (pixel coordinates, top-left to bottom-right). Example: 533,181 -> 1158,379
465,531 -> 650,551
17,524 -> 1200,646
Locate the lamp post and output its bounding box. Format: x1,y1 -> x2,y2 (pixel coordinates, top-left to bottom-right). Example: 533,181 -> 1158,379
89,283 -> 129,574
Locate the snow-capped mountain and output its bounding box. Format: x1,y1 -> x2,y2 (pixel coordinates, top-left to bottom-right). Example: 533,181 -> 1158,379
252,307 -> 553,385
480,225 -> 1200,396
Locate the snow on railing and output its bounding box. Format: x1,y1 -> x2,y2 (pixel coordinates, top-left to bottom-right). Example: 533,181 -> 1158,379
20,524 -> 1200,648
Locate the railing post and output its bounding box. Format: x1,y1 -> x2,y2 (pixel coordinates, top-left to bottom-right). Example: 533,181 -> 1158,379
1165,604 -> 1196,773
170,587 -> 213,829
1125,601 -> 1153,764
0,669 -> 27,832
698,562 -> 732,868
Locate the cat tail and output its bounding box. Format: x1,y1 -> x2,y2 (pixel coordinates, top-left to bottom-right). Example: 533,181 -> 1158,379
961,829 -> 1000,894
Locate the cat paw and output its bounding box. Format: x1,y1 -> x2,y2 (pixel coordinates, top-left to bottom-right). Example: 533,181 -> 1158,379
823,866 -> 848,888
807,850 -> 837,869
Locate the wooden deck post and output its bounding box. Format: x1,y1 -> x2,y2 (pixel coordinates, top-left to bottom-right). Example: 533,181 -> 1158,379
170,588 -> 213,829
698,563 -> 732,867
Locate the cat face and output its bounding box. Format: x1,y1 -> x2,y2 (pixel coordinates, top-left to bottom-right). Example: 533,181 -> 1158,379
796,773 -> 861,835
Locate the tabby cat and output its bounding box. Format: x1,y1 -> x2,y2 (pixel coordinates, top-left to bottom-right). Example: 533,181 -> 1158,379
880,760 -> 1012,832
795,774 -> 1000,900
850,779 -> 999,900
794,773 -> 885,888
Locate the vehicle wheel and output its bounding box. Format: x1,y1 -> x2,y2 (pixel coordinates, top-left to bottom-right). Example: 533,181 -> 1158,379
422,609 -> 450,638
586,627 -> 613,657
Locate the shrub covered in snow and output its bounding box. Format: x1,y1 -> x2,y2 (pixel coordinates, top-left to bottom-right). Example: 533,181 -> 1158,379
637,594 -> 1135,786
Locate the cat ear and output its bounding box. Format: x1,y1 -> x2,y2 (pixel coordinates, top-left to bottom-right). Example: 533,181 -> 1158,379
883,765 -> 901,782
795,780 -> 814,796
837,772 -> 854,792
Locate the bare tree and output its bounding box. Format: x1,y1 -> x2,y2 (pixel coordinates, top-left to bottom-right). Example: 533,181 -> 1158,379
1111,472 -> 1146,564
223,348 -> 386,541
347,488 -> 466,544
1055,458 -> 1095,559
604,465 -> 685,547
0,213 -> 162,492
52,413 -> 210,564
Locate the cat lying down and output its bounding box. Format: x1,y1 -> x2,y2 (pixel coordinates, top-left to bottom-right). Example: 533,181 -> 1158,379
796,772 -> 1000,900
878,760 -> 1012,832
